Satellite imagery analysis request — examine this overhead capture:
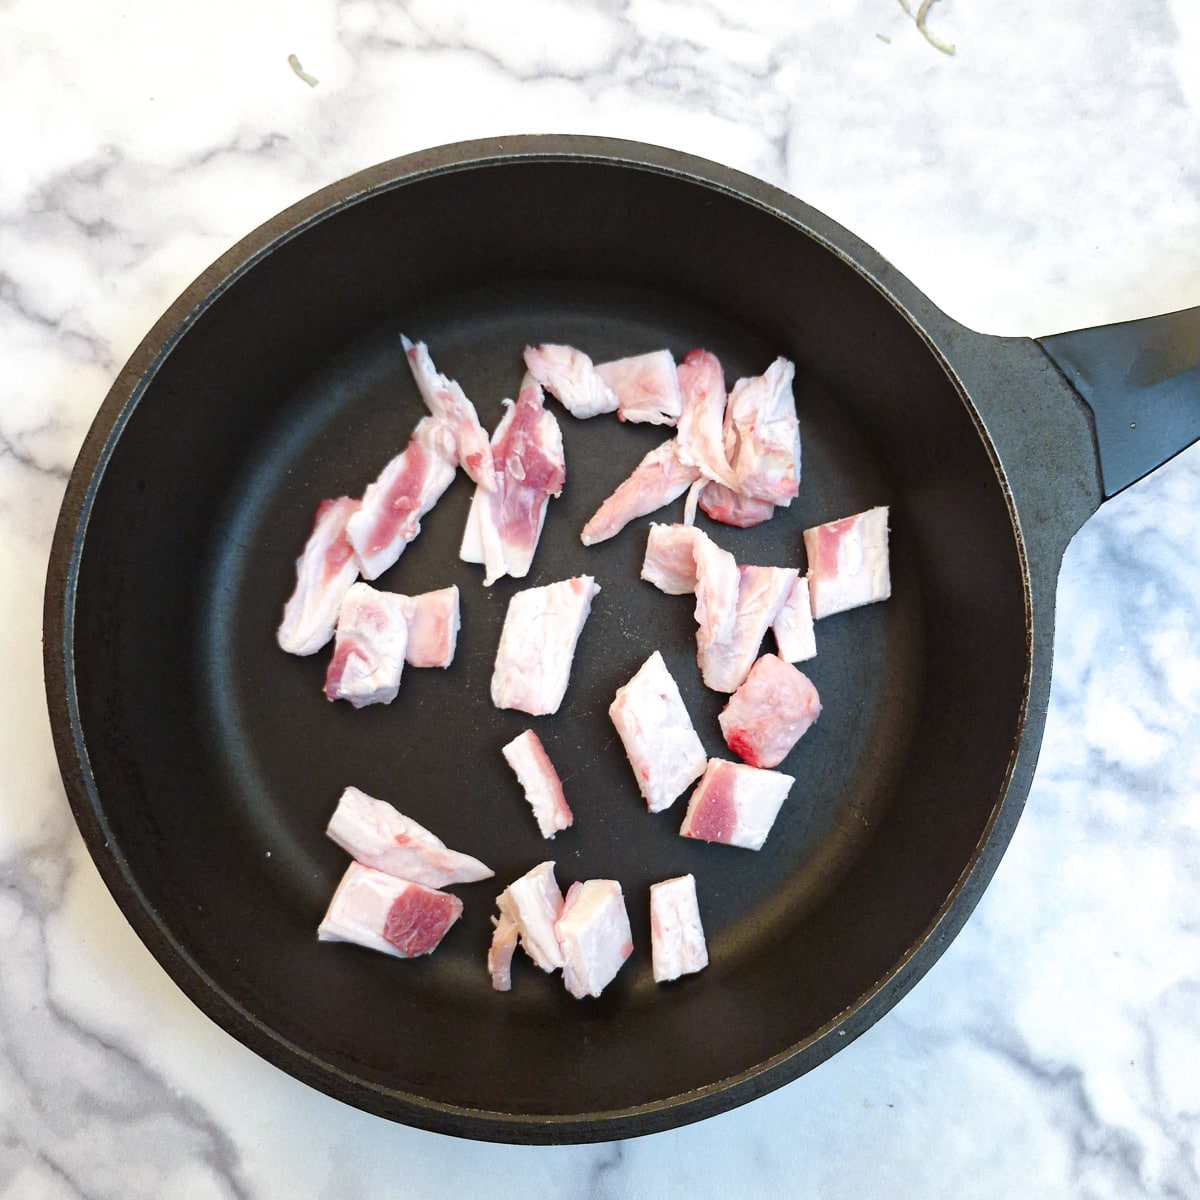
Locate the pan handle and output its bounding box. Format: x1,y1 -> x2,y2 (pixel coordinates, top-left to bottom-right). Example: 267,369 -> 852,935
1037,306 -> 1200,499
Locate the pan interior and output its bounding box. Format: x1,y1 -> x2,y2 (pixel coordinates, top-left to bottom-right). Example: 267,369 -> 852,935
67,158 -> 1027,1127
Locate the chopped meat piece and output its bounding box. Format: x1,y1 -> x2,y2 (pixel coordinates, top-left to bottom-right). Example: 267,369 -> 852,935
345,416 -> 458,580
502,730 -> 574,838
804,505 -> 892,618
696,480 -> 776,528
579,437 -> 701,546
641,522 -> 705,594
497,861 -> 566,972
398,585 -> 460,669
460,374 -> 565,585
523,343 -> 619,419
718,654 -> 822,768
491,576 -> 600,715
596,349 -> 682,426
324,583 -> 409,707
772,574 -> 817,663
698,565 -> 797,693
325,786 -> 493,887
650,874 -> 708,982
609,651 -> 707,813
318,862 -> 462,958
679,758 -> 795,850
554,879 -> 633,999
277,496 -> 362,656
401,335 -> 497,492
723,358 -> 801,506
692,531 -> 741,661
675,349 -> 737,488
487,910 -> 519,992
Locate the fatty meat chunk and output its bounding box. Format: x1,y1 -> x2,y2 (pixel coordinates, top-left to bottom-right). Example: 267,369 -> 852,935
487,910 -> 520,992
698,565 -> 797,693
401,335 -> 497,492
718,654 -> 822,769
346,416 -> 458,580
461,374 -> 565,585
640,522 -> 705,595
318,862 -> 462,958
803,506 -> 891,619
491,576 -> 600,716
398,585 -> 460,669
679,759 -> 795,851
609,651 -> 707,813
277,496 -> 362,656
650,874 -> 708,983
675,348 -> 737,488
771,574 -> 817,663
325,787 -> 493,887
723,358 -> 801,506
554,880 -> 634,999
497,861 -> 566,972
579,437 -> 701,546
696,480 -> 776,528
596,349 -> 683,426
502,730 -> 574,839
324,583 -> 409,707
523,344 -> 620,419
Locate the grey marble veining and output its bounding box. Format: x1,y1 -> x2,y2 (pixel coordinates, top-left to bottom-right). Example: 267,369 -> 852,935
2,0 -> 1198,1195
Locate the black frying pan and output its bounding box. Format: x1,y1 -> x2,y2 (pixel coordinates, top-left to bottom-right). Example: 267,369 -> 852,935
42,136 -> 1200,1144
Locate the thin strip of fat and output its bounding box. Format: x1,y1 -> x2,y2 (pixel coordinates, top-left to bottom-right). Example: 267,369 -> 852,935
650,874 -> 708,982
771,574 -> 816,663
675,348 -> 737,487
502,730 -> 574,839
497,861 -> 566,972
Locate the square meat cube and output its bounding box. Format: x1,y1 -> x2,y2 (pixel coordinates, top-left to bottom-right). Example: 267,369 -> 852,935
803,506 -> 891,619
679,759 -> 795,851
718,654 -> 821,769
650,874 -> 709,983
324,583 -> 409,707
554,879 -> 634,999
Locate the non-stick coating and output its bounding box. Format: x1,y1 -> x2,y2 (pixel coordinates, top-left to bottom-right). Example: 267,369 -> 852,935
58,152 -> 1028,1139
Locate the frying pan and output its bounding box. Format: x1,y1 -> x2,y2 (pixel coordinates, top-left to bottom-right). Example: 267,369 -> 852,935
42,136 -> 1200,1144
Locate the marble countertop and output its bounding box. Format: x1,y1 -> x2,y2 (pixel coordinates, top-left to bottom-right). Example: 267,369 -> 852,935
3,1 -> 1199,1195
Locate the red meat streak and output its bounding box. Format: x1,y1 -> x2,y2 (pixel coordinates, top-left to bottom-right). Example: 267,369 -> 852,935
383,888 -> 462,956
361,440 -> 431,559
686,763 -> 738,843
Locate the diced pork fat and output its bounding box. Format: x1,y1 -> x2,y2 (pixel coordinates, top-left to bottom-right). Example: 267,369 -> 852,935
803,506 -> 891,618
723,358 -> 801,506
324,583 -> 409,707
487,910 -> 520,992
401,335 -> 497,492
497,861 -> 566,972
675,348 -> 737,488
650,874 -> 709,983
579,438 -> 701,546
523,344 -> 620,419
554,880 -> 634,999
698,565 -> 797,693
640,523 -> 705,595
679,759 -> 795,851
771,574 -> 817,663
318,862 -> 463,958
596,349 -> 683,426
692,531 -> 741,661
609,651 -> 707,813
325,787 -> 493,887
398,586 -> 460,668
277,496 -> 362,656
345,416 -> 458,580
718,654 -> 822,769
491,576 -> 600,716
502,730 -> 574,839
696,480 -> 776,528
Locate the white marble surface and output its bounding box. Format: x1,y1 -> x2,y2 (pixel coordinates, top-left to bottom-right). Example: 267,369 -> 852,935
3,0 -> 1199,1194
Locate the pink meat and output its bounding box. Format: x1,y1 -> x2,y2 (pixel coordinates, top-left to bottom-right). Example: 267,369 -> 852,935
650,874 -> 708,982
718,654 -> 822,768
502,730 -> 574,839
401,335 -> 497,492
675,349 -> 737,487
324,583 -> 409,707
698,565 -> 797,693
277,496 -> 362,656
723,358 -> 801,505
496,861 -> 566,972
491,576 -> 600,715
554,880 -> 634,999
692,536 -> 743,682
461,374 -> 565,585
609,651 -> 707,813
523,344 -> 619,419
325,786 -> 493,887
487,910 -> 520,991
678,759 -> 795,851
579,437 -> 701,546
804,505 -> 891,618
318,862 -> 462,958
696,480 -> 776,528
596,349 -> 682,426
771,574 -> 817,663
398,585 -> 460,669
641,522 -> 706,594
345,416 -> 458,580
